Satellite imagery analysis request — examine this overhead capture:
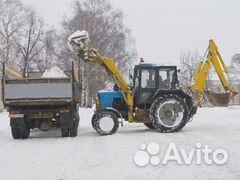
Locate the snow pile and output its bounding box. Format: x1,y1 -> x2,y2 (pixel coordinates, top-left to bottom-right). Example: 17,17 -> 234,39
42,66 -> 67,78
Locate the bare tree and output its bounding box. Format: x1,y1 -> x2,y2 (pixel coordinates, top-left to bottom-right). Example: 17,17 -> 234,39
0,0 -> 59,78
33,29 -> 58,72
179,50 -> 202,88
60,0 -> 137,107
230,54 -> 240,67
14,9 -> 46,76
229,53 -> 240,81
0,0 -> 26,64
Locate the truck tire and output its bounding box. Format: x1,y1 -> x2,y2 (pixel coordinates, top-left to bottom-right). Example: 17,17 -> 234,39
11,118 -> 30,139
11,127 -> 21,139
150,94 -> 189,133
91,113 -> 97,130
70,111 -> 80,137
20,128 -> 30,139
61,128 -> 70,137
143,123 -> 155,129
69,125 -> 77,137
94,111 -> 119,136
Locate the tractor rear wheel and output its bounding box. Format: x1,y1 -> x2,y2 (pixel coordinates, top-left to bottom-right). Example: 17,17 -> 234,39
94,111 -> 119,136
150,94 -> 189,133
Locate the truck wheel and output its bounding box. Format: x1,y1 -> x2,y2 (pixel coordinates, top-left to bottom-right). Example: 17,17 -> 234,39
150,94 -> 189,133
20,128 -> 30,139
11,127 -> 21,139
95,111 -> 119,136
91,113 -> 97,130
69,124 -> 77,137
70,112 -> 80,137
143,123 -> 155,129
61,128 -> 69,137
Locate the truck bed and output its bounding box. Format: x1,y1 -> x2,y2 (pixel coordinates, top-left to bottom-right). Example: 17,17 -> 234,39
2,63 -> 80,107
3,78 -> 73,106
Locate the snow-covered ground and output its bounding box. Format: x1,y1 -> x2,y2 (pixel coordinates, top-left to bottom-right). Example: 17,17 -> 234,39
0,107 -> 240,180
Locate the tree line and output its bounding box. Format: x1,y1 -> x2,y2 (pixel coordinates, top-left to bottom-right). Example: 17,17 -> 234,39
0,0 -> 137,107
1,0 -> 238,107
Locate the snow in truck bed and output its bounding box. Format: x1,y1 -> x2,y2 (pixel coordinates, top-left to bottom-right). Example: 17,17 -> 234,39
0,107 -> 240,180
42,66 -> 67,78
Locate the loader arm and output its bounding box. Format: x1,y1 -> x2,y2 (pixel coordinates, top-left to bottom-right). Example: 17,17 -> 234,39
68,31 -> 135,121
80,49 -> 134,121
88,50 -> 129,92
191,40 -> 237,106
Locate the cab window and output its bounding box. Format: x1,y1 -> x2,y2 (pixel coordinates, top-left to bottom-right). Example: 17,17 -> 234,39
159,69 -> 175,89
141,69 -> 156,88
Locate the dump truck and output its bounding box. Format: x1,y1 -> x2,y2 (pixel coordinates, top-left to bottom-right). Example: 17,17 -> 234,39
68,30 -> 237,135
1,62 -> 80,139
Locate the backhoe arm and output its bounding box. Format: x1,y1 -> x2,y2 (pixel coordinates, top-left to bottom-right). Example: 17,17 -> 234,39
191,40 -> 237,106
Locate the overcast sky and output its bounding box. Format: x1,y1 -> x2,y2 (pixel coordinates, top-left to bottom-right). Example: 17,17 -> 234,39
21,0 -> 240,65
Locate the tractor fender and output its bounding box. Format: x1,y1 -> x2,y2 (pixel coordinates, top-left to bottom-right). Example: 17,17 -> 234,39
152,89 -> 193,110
103,107 -> 123,119
152,89 -> 191,99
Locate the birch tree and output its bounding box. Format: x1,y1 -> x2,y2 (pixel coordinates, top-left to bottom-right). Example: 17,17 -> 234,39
14,9 -> 46,76
0,0 -> 26,64
59,0 -> 137,107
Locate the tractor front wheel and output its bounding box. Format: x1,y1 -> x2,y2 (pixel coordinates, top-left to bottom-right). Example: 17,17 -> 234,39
94,111 -> 119,136
91,113 -> 97,131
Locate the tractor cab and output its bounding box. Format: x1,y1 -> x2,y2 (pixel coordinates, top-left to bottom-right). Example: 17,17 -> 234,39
133,63 -> 179,106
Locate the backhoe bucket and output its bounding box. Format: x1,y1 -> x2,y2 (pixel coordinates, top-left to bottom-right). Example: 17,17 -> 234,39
205,91 -> 231,107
